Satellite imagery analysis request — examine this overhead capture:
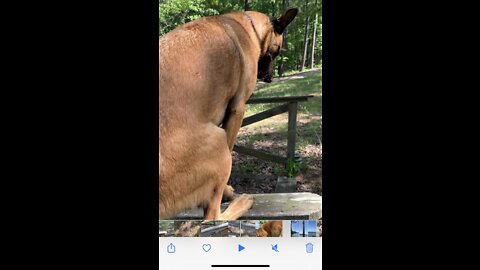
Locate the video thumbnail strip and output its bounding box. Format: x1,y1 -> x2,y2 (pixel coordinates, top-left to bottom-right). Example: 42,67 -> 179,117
159,219 -> 322,237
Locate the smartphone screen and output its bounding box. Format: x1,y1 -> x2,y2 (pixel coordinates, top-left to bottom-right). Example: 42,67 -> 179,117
160,219 -> 322,269
160,1 -> 322,269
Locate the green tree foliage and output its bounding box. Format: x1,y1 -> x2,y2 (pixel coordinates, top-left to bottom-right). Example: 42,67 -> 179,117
159,0 -> 322,73
159,0 -> 219,36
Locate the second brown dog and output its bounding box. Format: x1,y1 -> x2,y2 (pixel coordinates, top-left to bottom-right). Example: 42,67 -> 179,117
256,221 -> 283,237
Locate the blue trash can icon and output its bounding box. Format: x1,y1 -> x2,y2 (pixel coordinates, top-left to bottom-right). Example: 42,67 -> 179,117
306,243 -> 314,253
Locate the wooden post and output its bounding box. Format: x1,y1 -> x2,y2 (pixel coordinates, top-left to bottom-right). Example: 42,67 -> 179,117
287,102 -> 298,163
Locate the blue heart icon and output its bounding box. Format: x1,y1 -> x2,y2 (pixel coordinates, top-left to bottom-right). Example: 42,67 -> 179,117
202,244 -> 211,252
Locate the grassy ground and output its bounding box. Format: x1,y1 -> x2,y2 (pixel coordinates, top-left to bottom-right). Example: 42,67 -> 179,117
230,70 -> 322,195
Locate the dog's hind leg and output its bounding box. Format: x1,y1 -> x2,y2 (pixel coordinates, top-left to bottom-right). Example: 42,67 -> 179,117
202,125 -> 254,220
202,156 -> 253,220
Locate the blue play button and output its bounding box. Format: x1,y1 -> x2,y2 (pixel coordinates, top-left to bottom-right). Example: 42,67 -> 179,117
238,244 -> 245,252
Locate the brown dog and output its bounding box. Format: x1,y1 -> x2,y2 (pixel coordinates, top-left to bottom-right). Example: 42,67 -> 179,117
256,221 -> 283,237
160,9 -> 298,220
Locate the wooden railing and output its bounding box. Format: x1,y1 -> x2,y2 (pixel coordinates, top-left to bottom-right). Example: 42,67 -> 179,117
233,95 -> 314,166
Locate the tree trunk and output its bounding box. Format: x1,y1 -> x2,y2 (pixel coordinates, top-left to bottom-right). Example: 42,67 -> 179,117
306,38 -> 311,66
310,13 -> 318,68
244,0 -> 250,11
278,0 -> 287,77
300,0 -> 310,71
319,22 -> 322,66
272,0 -> 276,17
298,48 -> 302,70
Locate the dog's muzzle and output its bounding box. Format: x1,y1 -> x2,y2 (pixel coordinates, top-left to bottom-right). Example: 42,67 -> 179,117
258,52 -> 274,83
263,74 -> 272,83
257,71 -> 273,83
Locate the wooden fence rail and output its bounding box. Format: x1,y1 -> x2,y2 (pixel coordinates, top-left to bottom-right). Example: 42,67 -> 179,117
233,95 -> 314,166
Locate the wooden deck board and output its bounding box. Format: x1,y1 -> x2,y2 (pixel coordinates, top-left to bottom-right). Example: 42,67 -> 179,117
173,192 -> 322,220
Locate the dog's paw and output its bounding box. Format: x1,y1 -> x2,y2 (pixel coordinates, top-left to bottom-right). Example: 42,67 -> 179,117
236,194 -> 254,210
220,194 -> 254,220
222,185 -> 236,202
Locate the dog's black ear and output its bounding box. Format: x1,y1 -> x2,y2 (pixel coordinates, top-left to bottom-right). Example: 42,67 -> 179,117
273,8 -> 298,34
